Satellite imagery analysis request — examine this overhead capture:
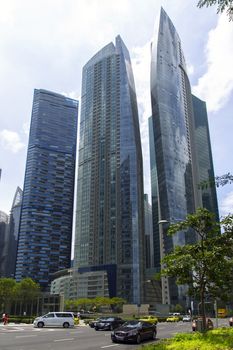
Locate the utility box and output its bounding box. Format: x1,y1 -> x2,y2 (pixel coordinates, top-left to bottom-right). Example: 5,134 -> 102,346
196,319 -> 204,332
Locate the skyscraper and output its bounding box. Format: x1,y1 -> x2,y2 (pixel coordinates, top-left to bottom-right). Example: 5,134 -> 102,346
4,187 -> 23,278
192,95 -> 219,220
15,89 -> 78,289
0,211 -> 9,277
74,36 -> 144,304
150,8 -> 218,305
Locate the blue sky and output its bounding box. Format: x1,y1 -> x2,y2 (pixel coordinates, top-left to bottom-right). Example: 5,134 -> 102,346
0,0 -> 232,218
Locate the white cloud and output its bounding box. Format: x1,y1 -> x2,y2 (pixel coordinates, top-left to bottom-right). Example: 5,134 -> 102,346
220,191 -> 233,216
193,14 -> 233,112
0,129 -> 25,153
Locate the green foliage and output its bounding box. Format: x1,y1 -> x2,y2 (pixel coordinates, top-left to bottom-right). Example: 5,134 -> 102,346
64,296 -> 126,313
141,328 -> 233,349
161,208 -> 233,326
197,0 -> 233,21
199,173 -> 233,190
0,278 -> 17,311
15,278 -> 41,302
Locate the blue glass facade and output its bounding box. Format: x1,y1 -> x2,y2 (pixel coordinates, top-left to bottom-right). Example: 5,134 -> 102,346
4,187 -> 23,277
15,89 -> 78,289
192,95 -> 219,220
74,36 -> 144,304
150,8 -> 202,305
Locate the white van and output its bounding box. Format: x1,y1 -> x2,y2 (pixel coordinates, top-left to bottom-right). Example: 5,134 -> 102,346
33,312 -> 75,328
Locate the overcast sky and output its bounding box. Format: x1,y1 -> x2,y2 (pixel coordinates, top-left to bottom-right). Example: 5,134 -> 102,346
0,0 -> 232,219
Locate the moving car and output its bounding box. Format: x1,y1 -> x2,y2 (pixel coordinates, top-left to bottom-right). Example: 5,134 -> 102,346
89,317 -> 107,328
94,317 -> 125,331
182,315 -> 191,322
33,312 -> 74,328
111,320 -> 157,344
139,315 -> 158,324
166,315 -> 179,322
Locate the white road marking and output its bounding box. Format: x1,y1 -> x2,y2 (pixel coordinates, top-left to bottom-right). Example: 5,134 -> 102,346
101,345 -> 119,349
54,338 -> 74,342
15,335 -> 37,339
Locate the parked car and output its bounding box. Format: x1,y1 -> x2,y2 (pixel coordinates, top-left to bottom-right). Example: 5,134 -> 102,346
182,315 -> 191,322
33,312 -> 74,328
166,315 -> 179,322
95,317 -> 125,331
111,320 -> 157,344
229,317 -> 233,327
139,315 -> 158,324
89,317 -> 107,328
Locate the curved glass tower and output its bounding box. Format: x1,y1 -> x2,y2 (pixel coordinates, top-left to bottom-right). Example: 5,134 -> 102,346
74,36 -> 144,304
150,8 -> 219,306
151,8 -> 201,305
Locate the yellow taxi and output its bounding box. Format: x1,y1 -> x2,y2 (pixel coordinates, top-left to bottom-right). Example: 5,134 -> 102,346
139,315 -> 158,324
166,315 -> 180,322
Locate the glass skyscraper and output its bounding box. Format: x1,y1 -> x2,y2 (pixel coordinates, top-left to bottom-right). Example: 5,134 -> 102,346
15,89 -> 78,289
150,8 -> 218,305
4,187 -> 23,277
74,36 -> 144,304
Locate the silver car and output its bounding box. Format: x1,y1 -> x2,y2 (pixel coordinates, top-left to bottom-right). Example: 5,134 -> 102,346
33,312 -> 75,328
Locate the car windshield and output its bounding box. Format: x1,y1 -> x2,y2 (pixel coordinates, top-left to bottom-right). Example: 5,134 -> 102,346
123,321 -> 141,328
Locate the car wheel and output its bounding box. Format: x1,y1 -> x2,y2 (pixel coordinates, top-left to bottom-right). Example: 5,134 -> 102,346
136,334 -> 141,344
63,322 -> 69,328
37,322 -> 44,328
95,327 -> 99,331
152,330 -> 157,340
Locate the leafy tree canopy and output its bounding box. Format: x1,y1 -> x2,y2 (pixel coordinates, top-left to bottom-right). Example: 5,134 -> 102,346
161,208 -> 233,328
197,0 -> 233,21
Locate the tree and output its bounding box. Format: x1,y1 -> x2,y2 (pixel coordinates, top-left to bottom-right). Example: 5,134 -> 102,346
199,172 -> 233,189
0,278 -> 17,312
197,0 -> 233,21
161,208 -> 233,330
15,278 -> 41,315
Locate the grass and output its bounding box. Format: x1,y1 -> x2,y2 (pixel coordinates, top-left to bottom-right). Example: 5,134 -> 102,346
141,328 -> 233,350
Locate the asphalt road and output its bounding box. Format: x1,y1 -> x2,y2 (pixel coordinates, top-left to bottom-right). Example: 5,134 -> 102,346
0,319 -> 230,350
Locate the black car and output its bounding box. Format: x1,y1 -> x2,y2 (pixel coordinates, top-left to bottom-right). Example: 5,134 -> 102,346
94,317 -> 125,331
89,317 -> 107,328
111,320 -> 157,344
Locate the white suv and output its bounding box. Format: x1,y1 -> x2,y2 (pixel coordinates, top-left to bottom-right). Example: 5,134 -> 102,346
33,312 -> 75,328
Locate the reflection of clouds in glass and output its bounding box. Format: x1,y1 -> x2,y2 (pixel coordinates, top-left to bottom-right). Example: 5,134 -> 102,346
0,129 -> 25,153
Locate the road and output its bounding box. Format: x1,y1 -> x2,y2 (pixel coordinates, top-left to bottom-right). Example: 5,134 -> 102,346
0,319 -> 229,350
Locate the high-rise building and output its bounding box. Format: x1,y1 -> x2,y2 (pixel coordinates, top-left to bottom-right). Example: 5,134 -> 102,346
3,187 -> 23,278
0,211 -> 9,277
15,89 -> 78,289
144,194 -> 154,269
74,36 -> 144,304
192,95 -> 219,220
150,8 -> 218,306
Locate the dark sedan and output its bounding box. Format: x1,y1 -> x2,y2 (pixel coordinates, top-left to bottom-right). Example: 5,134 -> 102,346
111,320 -> 157,344
94,317 -> 125,331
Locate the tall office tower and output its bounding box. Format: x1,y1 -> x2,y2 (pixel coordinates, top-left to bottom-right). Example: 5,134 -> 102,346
0,211 -> 9,276
192,95 -> 219,220
144,194 -> 154,269
150,8 -> 218,306
3,187 -> 23,277
148,116 -> 160,272
15,89 -> 78,289
74,36 -> 144,304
